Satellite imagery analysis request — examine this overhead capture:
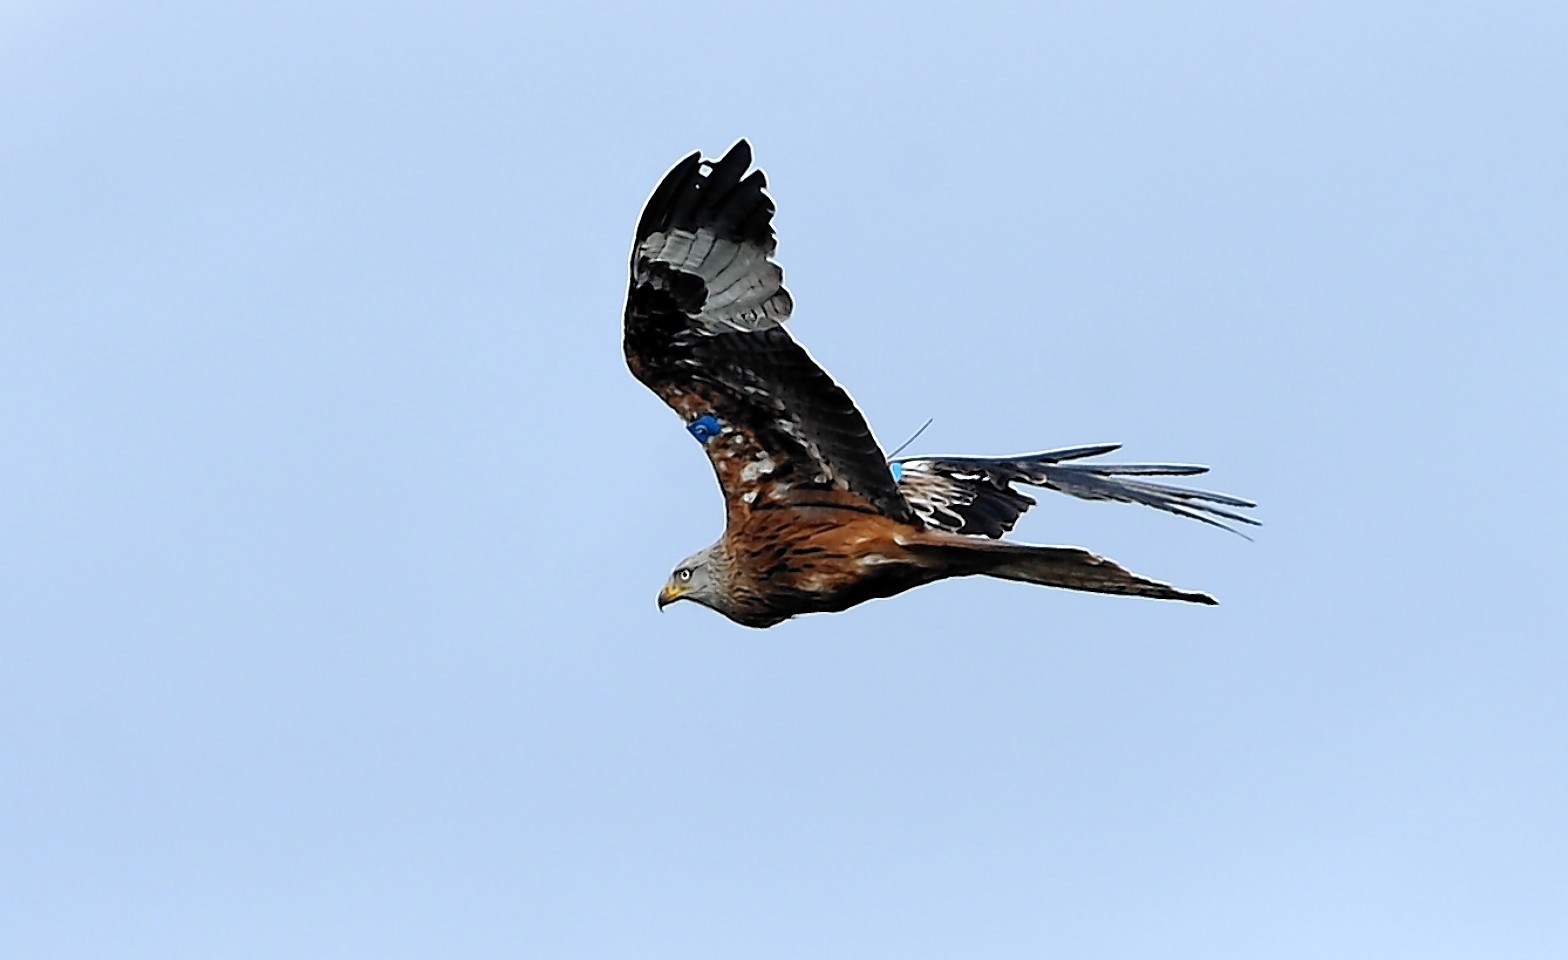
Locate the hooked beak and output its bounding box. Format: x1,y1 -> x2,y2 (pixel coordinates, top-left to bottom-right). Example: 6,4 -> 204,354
657,582 -> 685,610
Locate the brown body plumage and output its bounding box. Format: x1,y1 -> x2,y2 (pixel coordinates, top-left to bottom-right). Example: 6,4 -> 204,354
702,502 -> 1214,628
627,141 -> 1252,627
715,504 -> 942,628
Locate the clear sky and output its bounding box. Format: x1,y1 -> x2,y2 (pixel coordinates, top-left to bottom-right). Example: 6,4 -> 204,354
4,2 -> 1565,957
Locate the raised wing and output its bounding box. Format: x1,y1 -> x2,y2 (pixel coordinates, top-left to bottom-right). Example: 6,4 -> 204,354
624,141 -> 915,525
894,443 -> 1259,537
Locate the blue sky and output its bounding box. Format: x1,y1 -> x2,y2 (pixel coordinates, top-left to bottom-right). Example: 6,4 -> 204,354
4,2 -> 1566,957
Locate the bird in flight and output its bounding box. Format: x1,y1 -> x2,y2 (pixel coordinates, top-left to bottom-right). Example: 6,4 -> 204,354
624,141 -> 1255,628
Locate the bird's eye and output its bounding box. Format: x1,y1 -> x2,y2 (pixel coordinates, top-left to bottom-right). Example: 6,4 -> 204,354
677,568 -> 693,582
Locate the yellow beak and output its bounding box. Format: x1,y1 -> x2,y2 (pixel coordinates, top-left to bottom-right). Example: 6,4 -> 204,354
657,582 -> 685,610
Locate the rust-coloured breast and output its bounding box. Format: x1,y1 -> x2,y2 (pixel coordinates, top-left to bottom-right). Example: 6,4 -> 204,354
719,505 -> 939,621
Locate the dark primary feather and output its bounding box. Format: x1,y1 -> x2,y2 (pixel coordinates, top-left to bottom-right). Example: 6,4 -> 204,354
624,140 -> 915,524
895,443 -> 1259,537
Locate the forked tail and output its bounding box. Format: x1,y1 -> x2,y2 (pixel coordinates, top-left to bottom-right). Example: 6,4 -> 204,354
908,532 -> 1218,605
983,544 -> 1216,604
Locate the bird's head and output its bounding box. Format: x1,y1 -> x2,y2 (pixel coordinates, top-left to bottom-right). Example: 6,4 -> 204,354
658,544 -> 725,613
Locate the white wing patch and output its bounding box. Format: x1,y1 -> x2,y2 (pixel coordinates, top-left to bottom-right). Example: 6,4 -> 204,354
637,228 -> 793,333
894,460 -> 981,530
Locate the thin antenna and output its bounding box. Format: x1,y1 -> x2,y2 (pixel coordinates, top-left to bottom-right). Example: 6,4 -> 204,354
885,417 -> 934,461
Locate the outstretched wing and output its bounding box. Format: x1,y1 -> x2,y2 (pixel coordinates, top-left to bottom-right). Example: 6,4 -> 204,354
894,443 -> 1259,537
624,141 -> 915,525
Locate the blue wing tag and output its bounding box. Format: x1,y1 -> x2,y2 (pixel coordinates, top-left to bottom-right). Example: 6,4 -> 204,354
889,461 -> 904,482
686,413 -> 722,444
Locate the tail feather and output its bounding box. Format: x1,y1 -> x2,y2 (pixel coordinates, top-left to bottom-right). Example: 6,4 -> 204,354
906,532 -> 1218,605
985,546 -> 1217,604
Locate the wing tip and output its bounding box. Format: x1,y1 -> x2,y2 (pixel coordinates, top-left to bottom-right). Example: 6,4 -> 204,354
634,139 -> 774,250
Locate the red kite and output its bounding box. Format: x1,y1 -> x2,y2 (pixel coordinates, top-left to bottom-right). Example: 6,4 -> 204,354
625,141 -> 1255,627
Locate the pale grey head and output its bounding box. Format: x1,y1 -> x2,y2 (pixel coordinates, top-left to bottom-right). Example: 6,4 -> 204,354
657,542 -> 729,615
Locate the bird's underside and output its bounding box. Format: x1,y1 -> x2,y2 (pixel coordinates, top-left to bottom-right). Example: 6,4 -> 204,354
714,503 -> 1218,628
625,140 -> 1255,628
